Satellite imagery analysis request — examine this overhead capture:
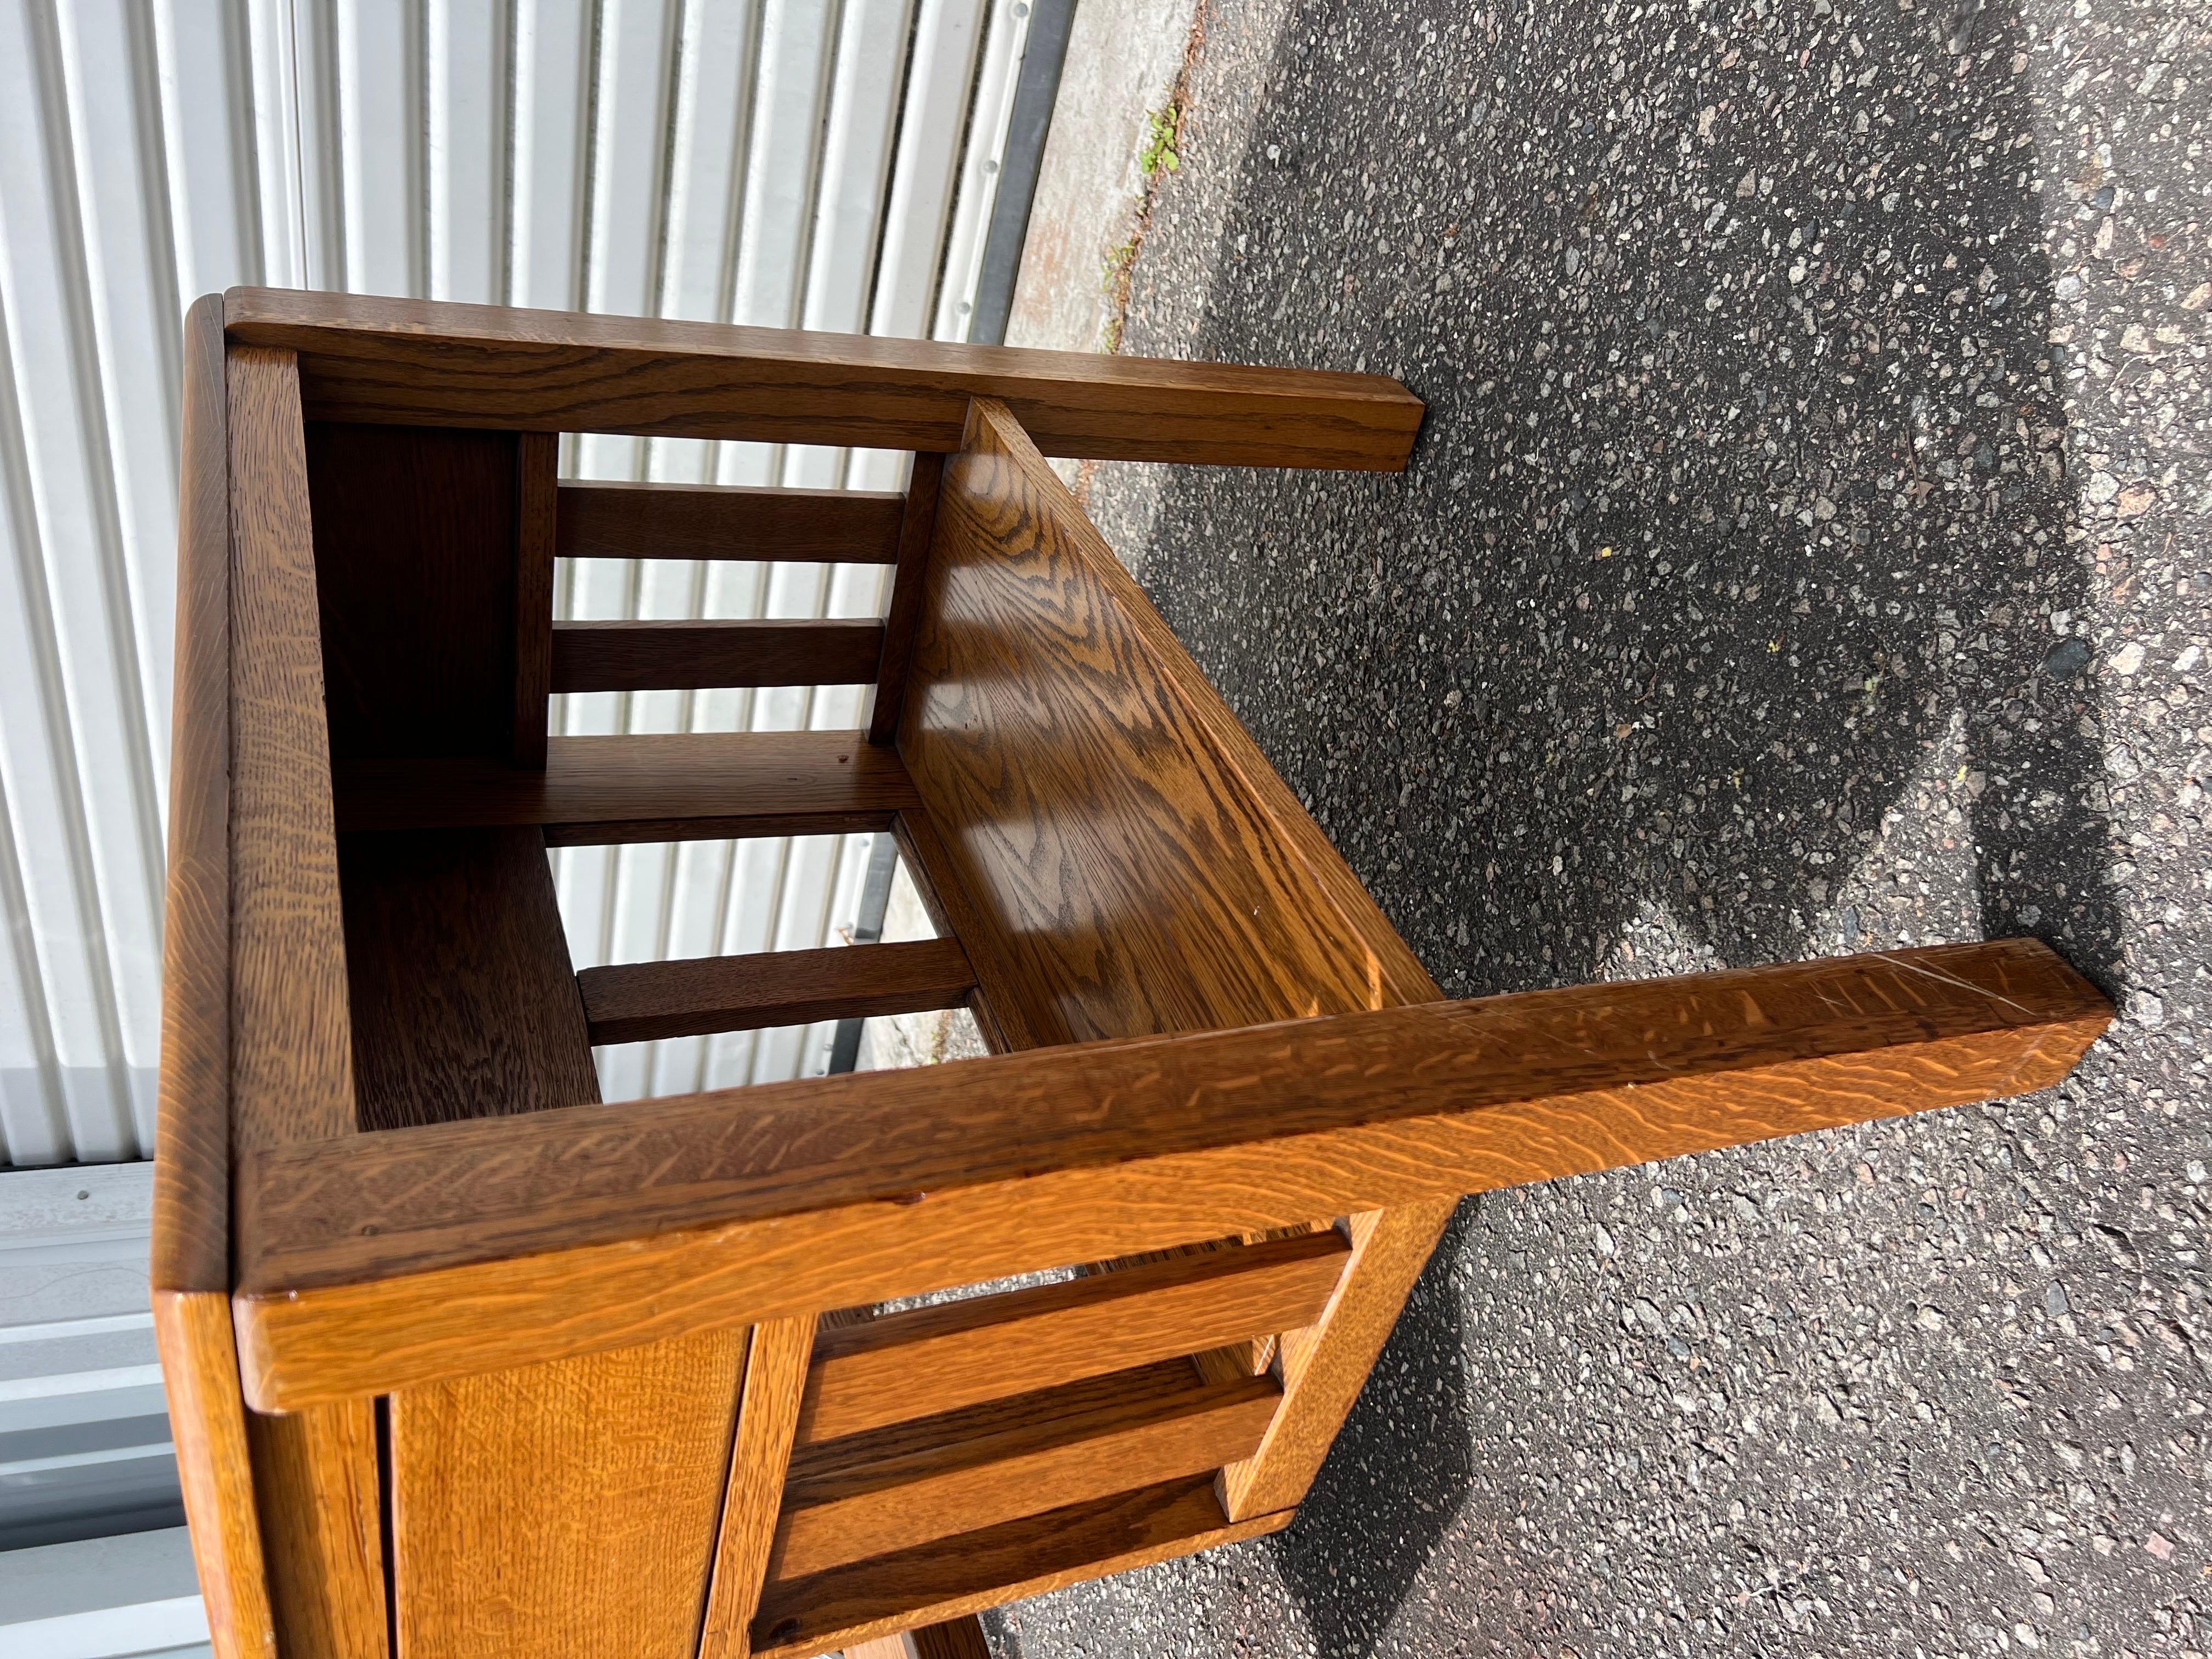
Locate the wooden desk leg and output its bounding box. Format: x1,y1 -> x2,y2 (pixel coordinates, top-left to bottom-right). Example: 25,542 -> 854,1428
1216,1198 -> 1458,1521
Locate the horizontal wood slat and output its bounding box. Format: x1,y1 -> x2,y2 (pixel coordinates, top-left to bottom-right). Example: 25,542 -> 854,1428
749,1477 -> 1291,1659
223,289 -> 1425,470
798,1230 -> 1349,1444
230,940 -> 2109,1408
332,731 -> 920,844
557,479 -> 907,563
579,939 -> 976,1047
550,620 -> 884,693
772,1362 -> 1279,1582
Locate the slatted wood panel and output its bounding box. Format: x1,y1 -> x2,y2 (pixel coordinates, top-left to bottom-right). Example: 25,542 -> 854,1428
749,1477 -> 1293,1659
556,480 -> 908,563
579,939 -> 976,1047
332,731 -> 922,842
225,289 -> 1427,469
229,940 -> 2110,1407
550,619 -> 885,692
771,1362 -> 1280,1582
797,1230 -> 1350,1444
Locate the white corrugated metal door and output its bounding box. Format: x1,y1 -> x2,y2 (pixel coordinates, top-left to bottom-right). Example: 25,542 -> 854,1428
0,0 -> 1039,1162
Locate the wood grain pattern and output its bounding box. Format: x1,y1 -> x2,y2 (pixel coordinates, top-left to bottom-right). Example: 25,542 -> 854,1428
390,1330 -> 744,1659
226,345 -> 355,1152
699,1317 -> 817,1659
887,809 -> 1035,1053
578,938 -> 975,1047
229,941 -> 2109,1407
550,618 -> 885,692
772,1362 -> 1279,1581
867,453 -> 945,745
332,730 -> 919,842
557,478 -> 907,563
223,288 -> 1425,470
154,1291 -> 276,1659
797,1230 -> 1349,1444
305,421 -> 522,760
896,398 -> 1398,1048
1217,1201 -> 1457,1519
748,1477 -> 1291,1659
246,1401 -> 387,1659
155,294 -> 234,1295
514,431 -> 557,767
339,828 -> 599,1131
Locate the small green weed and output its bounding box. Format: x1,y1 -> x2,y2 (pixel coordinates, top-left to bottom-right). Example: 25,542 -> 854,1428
1139,105 -> 1181,176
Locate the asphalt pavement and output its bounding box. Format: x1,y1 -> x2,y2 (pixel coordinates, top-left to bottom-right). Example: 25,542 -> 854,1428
984,0 -> 2211,1653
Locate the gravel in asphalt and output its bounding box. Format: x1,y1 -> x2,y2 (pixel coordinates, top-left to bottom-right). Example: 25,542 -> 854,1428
983,0 -> 2211,1653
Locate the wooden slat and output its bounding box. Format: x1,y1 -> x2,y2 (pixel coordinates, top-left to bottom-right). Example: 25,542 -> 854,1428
514,431 -> 557,767
699,1317 -> 817,1659
305,421 -> 524,761
772,1362 -> 1278,1582
579,938 -> 975,1047
866,452 -> 944,744
332,730 -> 921,841
246,1403 -> 386,1659
230,941 -> 2110,1407
391,1331 -> 744,1659
550,618 -> 884,692
227,345 -> 356,1152
798,1230 -> 1348,1445
749,1477 -> 1290,1659
340,828 -> 599,1131
556,478 -> 907,563
224,287 -> 1426,470
155,294 -> 235,1295
154,1293 -> 276,1659
843,1626 -> 989,1659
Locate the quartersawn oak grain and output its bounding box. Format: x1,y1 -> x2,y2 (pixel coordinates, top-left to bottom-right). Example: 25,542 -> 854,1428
898,399 -> 1396,1046
223,287 -> 1425,470
771,1362 -> 1280,1581
155,1292 -> 276,1659
550,618 -> 885,692
796,1229 -> 1350,1444
557,478 -> 907,563
246,1402 -> 387,1659
226,346 -> 356,1152
578,938 -> 976,1047
748,1477 -> 1291,1659
699,1317 -> 816,1659
230,940 -> 2109,1407
332,730 -> 921,841
338,828 -> 599,1131
155,295 -> 235,1297
391,1331 -> 744,1659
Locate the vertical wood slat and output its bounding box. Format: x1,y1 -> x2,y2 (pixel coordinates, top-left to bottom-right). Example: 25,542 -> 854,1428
225,343 -> 385,1656
699,1317 -> 820,1659
514,431 -> 557,767
867,451 -> 946,744
156,298 -> 279,1659
391,1333 -> 747,1659
247,1403 -> 388,1659
225,345 -> 357,1152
